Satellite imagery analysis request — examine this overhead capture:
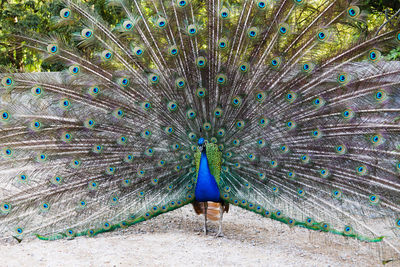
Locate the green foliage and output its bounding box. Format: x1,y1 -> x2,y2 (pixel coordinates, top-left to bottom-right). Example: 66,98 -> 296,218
0,0 -> 398,72
361,0 -> 400,14
0,0 -> 117,71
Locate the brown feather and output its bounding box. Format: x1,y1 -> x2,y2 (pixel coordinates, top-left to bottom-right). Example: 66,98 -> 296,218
192,201 -> 229,221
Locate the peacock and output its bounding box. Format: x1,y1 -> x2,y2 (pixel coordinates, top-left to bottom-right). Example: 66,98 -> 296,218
1,0 -> 400,261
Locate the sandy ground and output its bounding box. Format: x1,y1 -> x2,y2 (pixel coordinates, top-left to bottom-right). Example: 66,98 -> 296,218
0,205 -> 395,267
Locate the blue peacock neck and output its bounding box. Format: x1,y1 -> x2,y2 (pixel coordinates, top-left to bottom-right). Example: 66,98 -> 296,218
194,139 -> 221,202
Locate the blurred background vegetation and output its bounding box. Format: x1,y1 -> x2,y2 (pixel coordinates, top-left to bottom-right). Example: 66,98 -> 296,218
0,0 -> 399,72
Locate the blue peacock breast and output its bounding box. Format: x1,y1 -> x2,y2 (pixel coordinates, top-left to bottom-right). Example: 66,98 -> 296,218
194,138 -> 221,202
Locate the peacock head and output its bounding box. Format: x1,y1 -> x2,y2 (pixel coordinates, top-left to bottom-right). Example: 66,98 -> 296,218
198,138 -> 205,152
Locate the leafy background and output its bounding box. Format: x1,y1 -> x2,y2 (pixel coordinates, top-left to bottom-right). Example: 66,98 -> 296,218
0,0 -> 399,72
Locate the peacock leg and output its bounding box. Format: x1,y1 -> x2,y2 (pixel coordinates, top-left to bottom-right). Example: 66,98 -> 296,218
216,203 -> 224,237
203,202 -> 208,235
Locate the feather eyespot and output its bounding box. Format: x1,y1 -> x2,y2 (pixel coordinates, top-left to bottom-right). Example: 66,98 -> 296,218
311,129 -> 322,139
2,76 -> 14,88
132,46 -> 144,57
232,96 -> 242,107
216,74 -> 227,85
47,44 -> 58,54
141,102 -> 151,111
118,77 -> 130,87
124,154 -> 133,163
270,57 -> 282,69
187,24 -> 198,36
145,147 -> 154,156
196,87 -> 207,98
312,97 -> 325,109
36,153 -> 48,163
368,50 -> 381,62
369,194 -> 379,205
123,20 -> 134,30
217,129 -> 225,137
275,210 -> 282,218
371,134 -> 384,146
69,65 -> 80,75
257,0 -> 267,10
40,202 -> 50,212
203,122 -> 212,131
280,145 -> 289,153
285,91 -> 297,103
356,165 -> 367,176
286,120 -> 296,130
60,8 -> 71,19
81,29 -> 93,39
301,62 -> 314,73
177,0 -> 187,7
188,132 -> 196,140
30,120 -> 42,131
50,175 -> 62,185
293,0 -> 304,4
297,189 -> 305,197
332,190 -> 342,199
141,129 -> 152,138
175,78 -> 186,89
214,108 -> 223,118
278,23 -> 289,35
305,218 -> 313,226
220,8 -> 230,19
270,160 -> 278,168
257,139 -> 266,148
61,132 -> 72,142
337,73 -> 350,84
319,168 -> 330,178
103,222 -> 111,230
167,101 -> 178,112
101,50 -> 113,61
118,136 -> 127,145
247,27 -> 259,39
239,63 -> 249,73
196,56 -> 207,68
347,6 -> 360,18
344,226 -> 353,235
248,153 -> 256,161
71,159 -> 82,168
235,120 -> 245,129
374,90 -> 387,102
168,45 -> 179,56
317,30 -> 329,41
18,174 -> 28,183
218,38 -> 229,50
60,98 -> 71,110
156,17 -> 167,29
300,154 -> 310,163
232,139 -> 240,146
335,144 -> 347,155
88,181 -> 99,190
321,223 -> 330,231
255,92 -> 266,102
15,227 -> 23,235
148,74 -> 159,85
164,126 -> 174,135
396,219 -> 400,228
0,203 -> 11,214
